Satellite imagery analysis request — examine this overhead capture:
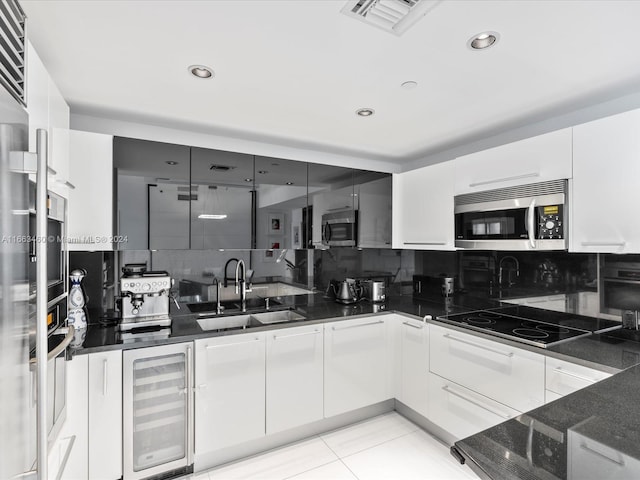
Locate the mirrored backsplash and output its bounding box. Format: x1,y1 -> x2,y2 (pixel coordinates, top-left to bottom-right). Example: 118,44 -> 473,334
70,248 -> 630,324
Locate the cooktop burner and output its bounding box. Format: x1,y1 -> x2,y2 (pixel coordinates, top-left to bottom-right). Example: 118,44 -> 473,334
438,309 -> 591,348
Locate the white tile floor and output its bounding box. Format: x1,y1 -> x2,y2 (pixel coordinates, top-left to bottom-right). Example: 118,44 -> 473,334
186,412 -> 478,480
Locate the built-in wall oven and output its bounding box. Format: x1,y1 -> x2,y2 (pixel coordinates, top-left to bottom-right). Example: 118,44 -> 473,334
455,179 -> 568,251
322,210 -> 358,247
601,260 -> 640,317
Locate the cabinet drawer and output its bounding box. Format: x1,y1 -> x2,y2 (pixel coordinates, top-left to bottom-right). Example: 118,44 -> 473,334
427,373 -> 520,441
429,324 -> 545,412
546,357 -> 611,396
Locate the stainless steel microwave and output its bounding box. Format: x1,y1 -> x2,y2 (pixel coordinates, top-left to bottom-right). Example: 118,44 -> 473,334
321,210 -> 358,247
454,179 -> 568,251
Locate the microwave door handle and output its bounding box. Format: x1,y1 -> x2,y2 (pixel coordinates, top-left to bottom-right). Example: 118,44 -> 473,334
323,223 -> 332,243
527,199 -> 536,249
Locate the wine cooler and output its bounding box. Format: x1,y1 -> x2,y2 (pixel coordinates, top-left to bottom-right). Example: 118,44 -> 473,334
123,342 -> 193,480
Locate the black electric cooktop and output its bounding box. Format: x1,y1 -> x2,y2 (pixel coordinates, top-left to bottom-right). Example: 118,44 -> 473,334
437,309 -> 593,348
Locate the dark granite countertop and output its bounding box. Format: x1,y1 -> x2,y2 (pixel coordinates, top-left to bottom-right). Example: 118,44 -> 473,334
455,364 -> 640,480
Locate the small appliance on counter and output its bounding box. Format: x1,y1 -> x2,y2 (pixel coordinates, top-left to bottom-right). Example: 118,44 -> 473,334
119,263 -> 172,331
413,274 -> 458,299
362,280 -> 386,303
327,279 -> 364,305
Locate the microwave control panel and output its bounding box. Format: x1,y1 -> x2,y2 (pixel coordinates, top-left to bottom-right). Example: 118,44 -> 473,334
537,205 -> 564,239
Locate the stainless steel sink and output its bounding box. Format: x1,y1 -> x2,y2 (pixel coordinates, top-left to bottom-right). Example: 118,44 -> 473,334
197,314 -> 263,331
250,310 -> 306,324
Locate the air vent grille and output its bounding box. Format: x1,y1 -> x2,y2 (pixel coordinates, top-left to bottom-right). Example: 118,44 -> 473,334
0,0 -> 26,106
455,179 -> 567,206
341,0 -> 439,36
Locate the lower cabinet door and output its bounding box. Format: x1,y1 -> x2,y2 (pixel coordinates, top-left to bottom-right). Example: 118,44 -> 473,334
430,324 -> 545,412
88,350 -> 122,480
194,333 -> 266,454
324,316 -> 392,417
399,317 -> 429,417
266,324 -> 324,434
545,357 -> 612,398
427,373 -> 520,441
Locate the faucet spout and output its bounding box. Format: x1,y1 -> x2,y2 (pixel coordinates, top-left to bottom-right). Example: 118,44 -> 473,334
498,255 -> 520,287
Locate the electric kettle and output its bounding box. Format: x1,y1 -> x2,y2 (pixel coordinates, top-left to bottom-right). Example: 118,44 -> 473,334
331,280 -> 363,305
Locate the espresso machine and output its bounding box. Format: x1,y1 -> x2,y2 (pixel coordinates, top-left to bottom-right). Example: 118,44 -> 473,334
119,264 -> 172,331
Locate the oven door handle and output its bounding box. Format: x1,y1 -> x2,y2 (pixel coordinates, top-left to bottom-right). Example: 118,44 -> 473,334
30,325 -> 75,365
527,198 -> 536,249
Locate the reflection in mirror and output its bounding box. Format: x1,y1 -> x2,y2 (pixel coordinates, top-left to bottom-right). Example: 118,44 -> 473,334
114,137 -> 190,250
254,156 -> 309,249
353,171 -> 392,248
190,148 -> 254,249
307,163 -> 354,249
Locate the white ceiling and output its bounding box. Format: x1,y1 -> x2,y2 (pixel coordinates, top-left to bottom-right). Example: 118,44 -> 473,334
22,0 -> 640,170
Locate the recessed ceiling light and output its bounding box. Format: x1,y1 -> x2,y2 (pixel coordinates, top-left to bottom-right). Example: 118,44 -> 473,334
286,182 -> 294,185
257,170 -> 268,174
401,81 -> 418,89
244,178 -> 253,182
188,64 -> 214,78
198,214 -> 227,220
468,31 -> 499,50
356,108 -> 375,117
166,161 -> 178,165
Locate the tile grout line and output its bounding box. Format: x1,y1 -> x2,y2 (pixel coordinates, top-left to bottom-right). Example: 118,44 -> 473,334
338,429 -> 420,462
279,435 -> 340,480
317,435 -> 361,480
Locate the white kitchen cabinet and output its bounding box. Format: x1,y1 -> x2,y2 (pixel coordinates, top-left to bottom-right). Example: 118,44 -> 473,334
68,130 -> 114,250
392,160 -> 455,250
266,324 -> 323,434
26,41 -> 71,197
429,323 -> 545,412
324,315 -> 393,417
454,128 -> 572,195
354,176 -> 392,248
568,422 -> 640,480
26,41 -> 49,156
545,357 -> 611,400
88,350 -> 122,480
427,372 -> 520,441
399,316 -> 429,417
502,294 -> 567,313
50,354 -> 88,480
572,109 -> 640,253
194,333 -> 266,453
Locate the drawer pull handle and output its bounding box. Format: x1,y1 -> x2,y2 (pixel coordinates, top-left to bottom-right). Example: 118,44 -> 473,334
402,321 -> 424,330
403,241 -> 447,246
332,320 -> 384,331
443,333 -> 514,357
554,367 -> 598,384
206,338 -> 261,349
274,330 -> 320,340
442,385 -> 511,419
469,172 -> 539,188
579,443 -> 625,466
580,241 -> 626,247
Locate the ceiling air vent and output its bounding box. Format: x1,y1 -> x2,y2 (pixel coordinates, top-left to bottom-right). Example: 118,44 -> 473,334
341,0 -> 440,36
209,164 -> 235,172
0,0 -> 26,105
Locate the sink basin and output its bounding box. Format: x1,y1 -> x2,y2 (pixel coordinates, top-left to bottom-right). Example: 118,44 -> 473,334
187,298 -> 282,313
197,314 -> 263,331
250,310 -> 306,324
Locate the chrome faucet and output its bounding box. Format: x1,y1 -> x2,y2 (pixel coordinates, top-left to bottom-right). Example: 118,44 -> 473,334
498,255 -> 520,287
235,259 -> 252,312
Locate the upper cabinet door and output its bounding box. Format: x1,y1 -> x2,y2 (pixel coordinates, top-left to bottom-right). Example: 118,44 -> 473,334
254,156 -> 308,250
572,109 -> 640,253
454,128 -> 573,195
190,148 -> 253,249
392,161 -> 455,250
113,137 -> 190,250
353,172 -> 392,249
